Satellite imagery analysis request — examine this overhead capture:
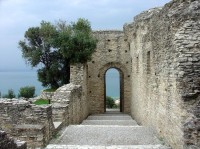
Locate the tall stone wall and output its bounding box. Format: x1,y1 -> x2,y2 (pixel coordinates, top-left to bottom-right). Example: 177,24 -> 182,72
124,0 -> 200,148
86,31 -> 131,114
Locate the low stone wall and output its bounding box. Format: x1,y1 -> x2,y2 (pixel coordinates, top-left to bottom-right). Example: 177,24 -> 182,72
0,82 -> 88,148
0,99 -> 54,149
39,91 -> 55,101
0,130 -> 27,149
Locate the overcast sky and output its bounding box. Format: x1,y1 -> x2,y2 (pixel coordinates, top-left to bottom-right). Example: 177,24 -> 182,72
0,0 -> 171,71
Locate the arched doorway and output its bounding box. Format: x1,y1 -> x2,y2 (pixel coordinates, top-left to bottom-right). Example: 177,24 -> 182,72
96,62 -> 130,114
104,67 -> 124,112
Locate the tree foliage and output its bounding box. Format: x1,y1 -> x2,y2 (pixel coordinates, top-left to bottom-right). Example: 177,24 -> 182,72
19,18 -> 97,89
18,86 -> 35,98
2,89 -> 16,99
55,18 -> 97,63
106,96 -> 115,108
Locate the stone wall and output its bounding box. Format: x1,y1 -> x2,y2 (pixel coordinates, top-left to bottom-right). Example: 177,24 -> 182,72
0,130 -> 27,149
124,0 -> 200,148
0,82 -> 89,149
0,99 -> 54,149
174,18 -> 200,148
70,64 -> 89,119
39,91 -> 55,101
86,31 -> 131,114
51,83 -> 87,125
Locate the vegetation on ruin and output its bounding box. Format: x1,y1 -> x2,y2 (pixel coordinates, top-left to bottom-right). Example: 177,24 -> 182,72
33,99 -> 49,105
19,18 -> 97,89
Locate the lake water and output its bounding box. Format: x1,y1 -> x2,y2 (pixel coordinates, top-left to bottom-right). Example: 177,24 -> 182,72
0,71 -> 44,96
0,69 -> 119,98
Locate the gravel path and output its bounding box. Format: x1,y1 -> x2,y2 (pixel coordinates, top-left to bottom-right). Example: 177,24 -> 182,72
56,125 -> 160,145
46,113 -> 171,149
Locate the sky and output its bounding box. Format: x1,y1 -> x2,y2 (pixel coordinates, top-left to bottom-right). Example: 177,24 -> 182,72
0,0 -> 171,71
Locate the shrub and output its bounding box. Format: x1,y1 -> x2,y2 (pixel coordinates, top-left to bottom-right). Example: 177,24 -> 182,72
18,86 -> 35,98
113,104 -> 119,109
106,96 -> 115,108
2,89 -> 16,99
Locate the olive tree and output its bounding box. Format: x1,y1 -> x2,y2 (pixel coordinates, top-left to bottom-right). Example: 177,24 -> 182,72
19,18 -> 97,89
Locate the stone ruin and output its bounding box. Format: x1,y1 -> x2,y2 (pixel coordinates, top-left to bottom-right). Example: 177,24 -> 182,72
0,83 -> 87,149
0,0 -> 199,148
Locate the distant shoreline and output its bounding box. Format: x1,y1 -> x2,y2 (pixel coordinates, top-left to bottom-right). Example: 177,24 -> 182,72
0,69 -> 120,98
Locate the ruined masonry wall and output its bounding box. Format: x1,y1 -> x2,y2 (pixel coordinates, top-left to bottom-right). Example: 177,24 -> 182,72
70,31 -> 132,114
87,31 -> 131,114
0,82 -> 88,148
0,131 -> 27,149
0,99 -> 54,148
39,91 -> 55,100
124,0 -> 200,148
52,83 -> 87,125
70,64 -> 89,119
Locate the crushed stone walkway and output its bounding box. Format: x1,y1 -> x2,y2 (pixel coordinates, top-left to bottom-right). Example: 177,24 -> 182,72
46,112 -> 171,149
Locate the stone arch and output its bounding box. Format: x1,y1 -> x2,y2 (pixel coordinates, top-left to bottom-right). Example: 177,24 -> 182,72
98,62 -> 130,112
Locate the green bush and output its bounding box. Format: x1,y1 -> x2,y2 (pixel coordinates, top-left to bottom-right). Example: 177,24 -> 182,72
18,86 -> 35,98
106,96 -> 115,108
33,99 -> 49,105
2,89 -> 16,99
113,104 -> 119,109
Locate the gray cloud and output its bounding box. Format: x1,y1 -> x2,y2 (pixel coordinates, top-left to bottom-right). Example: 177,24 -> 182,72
0,0 -> 171,70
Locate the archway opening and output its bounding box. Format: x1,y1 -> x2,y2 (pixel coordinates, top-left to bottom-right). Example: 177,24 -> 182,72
104,68 -> 123,112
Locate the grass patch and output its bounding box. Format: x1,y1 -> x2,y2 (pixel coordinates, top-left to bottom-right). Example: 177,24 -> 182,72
43,88 -> 57,92
33,99 -> 49,105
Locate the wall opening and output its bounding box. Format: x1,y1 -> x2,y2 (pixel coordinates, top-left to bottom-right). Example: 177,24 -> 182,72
136,56 -> 139,73
147,51 -> 151,74
104,68 -> 123,112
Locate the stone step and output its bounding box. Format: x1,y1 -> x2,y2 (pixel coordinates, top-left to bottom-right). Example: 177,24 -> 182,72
87,115 -> 133,120
81,120 -> 138,126
51,125 -> 161,145
46,144 -> 171,149
91,113 -> 130,116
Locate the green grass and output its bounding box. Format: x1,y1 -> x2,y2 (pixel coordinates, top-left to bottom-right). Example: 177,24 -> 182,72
33,99 -> 49,105
43,88 -> 57,92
